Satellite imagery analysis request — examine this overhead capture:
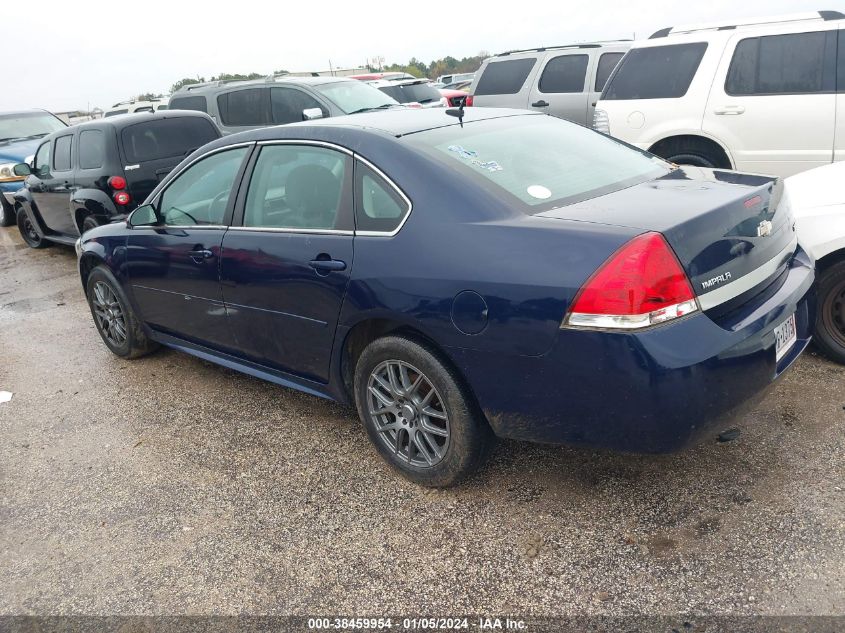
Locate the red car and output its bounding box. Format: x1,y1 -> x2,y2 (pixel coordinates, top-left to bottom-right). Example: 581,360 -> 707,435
439,88 -> 468,107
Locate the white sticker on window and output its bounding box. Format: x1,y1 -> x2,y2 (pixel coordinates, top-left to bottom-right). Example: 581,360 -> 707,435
527,185 -> 551,199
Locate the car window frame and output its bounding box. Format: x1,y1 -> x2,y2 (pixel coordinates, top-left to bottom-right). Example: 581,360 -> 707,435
131,143 -> 254,230
537,53 -> 590,94
33,141 -> 52,179
229,140 -> 355,235
269,86 -> 330,125
353,157 -> 412,237
52,133 -> 74,173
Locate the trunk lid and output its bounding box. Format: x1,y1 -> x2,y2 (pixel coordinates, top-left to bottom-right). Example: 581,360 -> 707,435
537,166 -> 797,311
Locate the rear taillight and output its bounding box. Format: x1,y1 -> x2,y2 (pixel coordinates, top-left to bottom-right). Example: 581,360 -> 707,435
564,232 -> 698,330
113,191 -> 131,206
465,95 -> 474,107
108,175 -> 127,190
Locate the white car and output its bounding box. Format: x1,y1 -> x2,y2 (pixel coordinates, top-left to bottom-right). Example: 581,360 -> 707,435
104,99 -> 169,118
594,10 -> 844,179
780,161 -> 845,363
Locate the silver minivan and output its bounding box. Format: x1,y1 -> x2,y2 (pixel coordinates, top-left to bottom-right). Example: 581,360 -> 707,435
467,42 -> 630,126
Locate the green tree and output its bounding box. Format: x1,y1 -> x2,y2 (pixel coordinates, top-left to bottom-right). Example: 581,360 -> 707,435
170,77 -> 206,93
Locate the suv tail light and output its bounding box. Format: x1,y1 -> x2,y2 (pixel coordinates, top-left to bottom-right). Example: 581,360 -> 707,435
108,176 -> 127,190
465,95 -> 474,107
113,191 -> 131,206
564,232 -> 698,330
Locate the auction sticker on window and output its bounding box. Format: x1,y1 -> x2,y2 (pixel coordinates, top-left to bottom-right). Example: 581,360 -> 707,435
774,312 -> 797,362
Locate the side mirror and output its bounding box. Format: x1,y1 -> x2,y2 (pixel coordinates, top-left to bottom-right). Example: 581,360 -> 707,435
127,204 -> 159,227
302,108 -> 324,121
13,163 -> 31,177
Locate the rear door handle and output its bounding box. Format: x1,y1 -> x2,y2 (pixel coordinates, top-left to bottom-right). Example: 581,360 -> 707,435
309,258 -> 346,273
714,105 -> 745,115
531,100 -> 549,108
188,249 -> 214,263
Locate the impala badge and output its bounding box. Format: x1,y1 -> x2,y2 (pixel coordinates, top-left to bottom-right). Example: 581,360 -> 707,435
757,220 -> 773,237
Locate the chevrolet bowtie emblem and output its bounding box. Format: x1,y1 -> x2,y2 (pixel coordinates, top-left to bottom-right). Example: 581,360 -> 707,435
757,220 -> 773,237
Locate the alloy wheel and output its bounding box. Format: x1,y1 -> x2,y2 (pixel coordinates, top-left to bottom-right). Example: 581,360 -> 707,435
366,360 -> 450,468
92,281 -> 128,347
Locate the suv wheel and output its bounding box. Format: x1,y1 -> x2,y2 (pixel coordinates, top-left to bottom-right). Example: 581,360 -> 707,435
17,209 -> 50,249
354,335 -> 495,487
815,261 -> 845,364
85,266 -> 158,359
654,138 -> 731,170
0,199 -> 14,227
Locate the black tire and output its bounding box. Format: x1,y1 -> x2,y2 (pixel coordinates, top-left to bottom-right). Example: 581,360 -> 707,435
0,198 -> 14,227
814,261 -> 845,364
354,334 -> 495,487
85,266 -> 158,359
17,208 -> 50,249
81,215 -> 99,233
656,138 -> 731,169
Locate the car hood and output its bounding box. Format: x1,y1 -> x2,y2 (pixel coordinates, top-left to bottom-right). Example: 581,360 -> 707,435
0,137 -> 41,164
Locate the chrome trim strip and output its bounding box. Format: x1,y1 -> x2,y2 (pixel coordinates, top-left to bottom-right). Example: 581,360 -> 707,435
227,226 -> 353,236
353,154 -> 413,238
697,234 -> 798,311
257,139 -> 353,155
129,225 -> 228,230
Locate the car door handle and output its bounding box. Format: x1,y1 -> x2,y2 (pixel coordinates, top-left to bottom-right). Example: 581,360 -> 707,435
714,105 -> 745,115
531,100 -> 549,108
309,257 -> 346,273
188,249 -> 214,262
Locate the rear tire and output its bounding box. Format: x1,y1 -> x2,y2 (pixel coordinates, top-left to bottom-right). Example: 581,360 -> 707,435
814,261 -> 845,364
85,266 -> 158,359
354,334 -> 495,487
81,215 -> 100,233
0,198 -> 14,227
17,209 -> 50,249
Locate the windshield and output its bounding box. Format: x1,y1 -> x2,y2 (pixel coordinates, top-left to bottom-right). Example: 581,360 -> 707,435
407,114 -> 668,212
0,111 -> 66,143
379,83 -> 441,104
315,81 -> 398,114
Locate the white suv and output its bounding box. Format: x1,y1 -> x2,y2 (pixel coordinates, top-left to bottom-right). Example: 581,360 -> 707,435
594,11 -> 844,179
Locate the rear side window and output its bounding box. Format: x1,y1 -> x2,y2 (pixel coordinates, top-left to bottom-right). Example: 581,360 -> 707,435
594,52 -> 624,91
538,54 -> 588,93
78,130 -> 105,169
355,163 -> 409,233
53,134 -> 72,171
121,118 -> 219,163
217,88 -> 267,126
602,43 -> 707,100
474,58 -> 537,95
270,87 -> 328,125
169,96 -> 207,113
726,31 -> 836,96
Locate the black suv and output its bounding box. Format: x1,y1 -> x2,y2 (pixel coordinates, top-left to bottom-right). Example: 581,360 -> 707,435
12,111 -> 220,248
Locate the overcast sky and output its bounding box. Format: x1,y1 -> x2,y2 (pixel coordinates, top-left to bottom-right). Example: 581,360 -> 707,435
1,0 -> 835,112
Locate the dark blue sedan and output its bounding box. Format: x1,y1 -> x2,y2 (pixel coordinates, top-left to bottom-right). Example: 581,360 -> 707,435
77,108 -> 814,486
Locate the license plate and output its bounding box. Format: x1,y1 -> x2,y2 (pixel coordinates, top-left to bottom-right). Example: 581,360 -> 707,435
775,313 -> 797,362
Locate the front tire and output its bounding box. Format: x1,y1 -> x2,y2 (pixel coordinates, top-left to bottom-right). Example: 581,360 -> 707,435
354,335 -> 495,487
814,261 -> 845,364
17,209 -> 50,249
85,266 -> 158,359
0,198 -> 15,227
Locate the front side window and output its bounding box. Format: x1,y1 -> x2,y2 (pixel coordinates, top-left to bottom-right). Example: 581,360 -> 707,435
158,147 -> 248,226
474,58 -> 536,95
602,43 -> 707,100
121,118 -> 219,163
355,163 -> 409,233
594,52 -> 624,91
726,31 -> 836,96
243,144 -> 348,230
270,87 -> 328,125
217,88 -> 267,126
34,142 -> 51,179
53,134 -> 73,171
78,130 -> 105,169
168,96 -> 207,113
538,54 -> 588,93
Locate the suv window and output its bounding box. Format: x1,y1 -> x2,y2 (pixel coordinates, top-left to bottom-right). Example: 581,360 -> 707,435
53,134 -> 73,171
244,144 -> 348,230
121,118 -> 218,164
474,58 -> 537,95
538,54 -> 588,93
355,163 -> 408,233
169,96 -> 208,113
217,88 -> 267,126
79,130 -> 105,169
594,52 -> 624,91
34,142 -> 51,179
726,31 -> 836,96
158,147 -> 247,226
270,87 -> 328,125
602,43 -> 707,100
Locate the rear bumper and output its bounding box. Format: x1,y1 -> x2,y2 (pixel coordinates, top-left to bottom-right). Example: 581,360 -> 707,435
451,248 -> 815,453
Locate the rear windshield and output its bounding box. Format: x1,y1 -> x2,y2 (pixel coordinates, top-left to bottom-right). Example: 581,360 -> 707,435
407,114 -> 667,212
121,117 -> 219,164
168,96 -> 208,113
474,58 -> 536,95
602,43 -> 707,100
378,83 -> 442,104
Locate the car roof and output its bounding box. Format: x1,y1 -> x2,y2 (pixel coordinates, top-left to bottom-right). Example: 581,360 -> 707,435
173,75 -> 357,95
492,40 -> 631,57
67,110 -> 214,132
367,78 -> 432,88
0,109 -> 56,117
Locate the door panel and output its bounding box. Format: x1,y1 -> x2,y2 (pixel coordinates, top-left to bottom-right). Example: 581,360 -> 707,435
30,135 -> 77,235
703,28 -> 837,178
529,53 -> 590,125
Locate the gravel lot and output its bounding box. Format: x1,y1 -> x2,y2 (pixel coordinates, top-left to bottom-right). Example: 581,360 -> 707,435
1,224 -> 843,620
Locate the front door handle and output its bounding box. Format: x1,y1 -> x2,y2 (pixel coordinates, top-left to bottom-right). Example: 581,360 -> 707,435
714,105 -> 745,115
531,100 -> 549,108
309,256 -> 346,274
188,248 -> 214,263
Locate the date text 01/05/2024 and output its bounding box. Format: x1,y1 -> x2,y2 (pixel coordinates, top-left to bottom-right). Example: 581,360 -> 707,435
306,617 -> 528,629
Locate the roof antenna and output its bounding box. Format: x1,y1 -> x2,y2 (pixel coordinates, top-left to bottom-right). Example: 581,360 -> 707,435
446,101 -> 465,128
